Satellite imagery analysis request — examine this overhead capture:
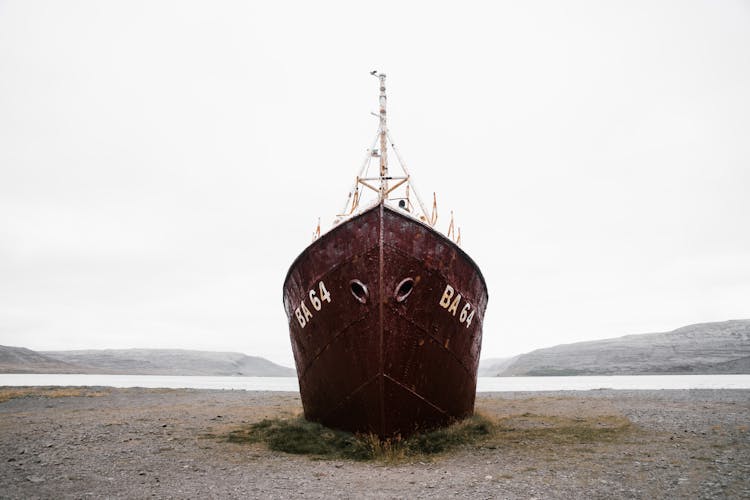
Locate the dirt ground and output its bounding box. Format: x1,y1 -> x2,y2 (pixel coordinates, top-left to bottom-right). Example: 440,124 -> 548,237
0,387 -> 748,499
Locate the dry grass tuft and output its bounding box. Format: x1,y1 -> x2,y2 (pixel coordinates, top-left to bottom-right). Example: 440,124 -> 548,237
0,386 -> 109,403
492,413 -> 633,447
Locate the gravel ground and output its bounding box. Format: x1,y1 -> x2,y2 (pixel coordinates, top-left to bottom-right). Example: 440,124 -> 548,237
0,387 -> 748,499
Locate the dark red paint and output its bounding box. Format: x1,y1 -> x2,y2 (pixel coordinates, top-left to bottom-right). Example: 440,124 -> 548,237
283,203 -> 488,438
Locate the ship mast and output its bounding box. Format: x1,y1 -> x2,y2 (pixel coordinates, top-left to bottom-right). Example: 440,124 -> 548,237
335,72 -> 458,242
377,73 -> 388,201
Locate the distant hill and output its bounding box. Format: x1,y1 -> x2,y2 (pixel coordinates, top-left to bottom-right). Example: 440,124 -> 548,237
0,347 -> 296,377
0,346 -> 83,374
478,356 -> 519,377
498,320 -> 750,376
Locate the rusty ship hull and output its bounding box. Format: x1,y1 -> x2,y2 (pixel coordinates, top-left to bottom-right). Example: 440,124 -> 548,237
283,203 -> 488,437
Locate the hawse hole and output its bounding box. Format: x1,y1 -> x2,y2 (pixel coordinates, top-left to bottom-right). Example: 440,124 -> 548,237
350,279 -> 368,304
394,277 -> 415,302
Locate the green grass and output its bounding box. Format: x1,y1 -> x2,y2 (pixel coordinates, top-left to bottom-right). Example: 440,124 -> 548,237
227,417 -> 374,460
225,413 -> 495,462
223,411 -> 633,462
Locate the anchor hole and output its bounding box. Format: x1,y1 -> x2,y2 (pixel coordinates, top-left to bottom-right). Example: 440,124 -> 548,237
394,277 -> 415,302
350,279 -> 368,304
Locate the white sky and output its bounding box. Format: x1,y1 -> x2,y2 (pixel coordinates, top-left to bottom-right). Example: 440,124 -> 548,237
1,1 -> 749,367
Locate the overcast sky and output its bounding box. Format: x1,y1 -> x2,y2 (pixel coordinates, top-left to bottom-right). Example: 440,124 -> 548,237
1,1 -> 749,367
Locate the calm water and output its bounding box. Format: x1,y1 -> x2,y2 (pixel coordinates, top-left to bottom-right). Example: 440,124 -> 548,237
1,374 -> 749,391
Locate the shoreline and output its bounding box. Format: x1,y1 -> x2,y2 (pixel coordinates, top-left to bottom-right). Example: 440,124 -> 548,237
1,388 -> 748,499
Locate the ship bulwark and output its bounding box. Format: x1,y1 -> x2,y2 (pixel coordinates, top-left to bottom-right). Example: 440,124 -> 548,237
283,203 -> 488,438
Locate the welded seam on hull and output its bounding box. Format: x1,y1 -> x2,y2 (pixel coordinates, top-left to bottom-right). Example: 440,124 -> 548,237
317,372 -> 381,423
389,306 -> 476,378
287,242 -> 378,378
297,314 -> 371,380
382,373 -> 450,417
378,203 -> 386,438
382,241 -> 486,375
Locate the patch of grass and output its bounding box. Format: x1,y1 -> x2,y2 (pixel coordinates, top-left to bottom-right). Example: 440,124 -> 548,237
0,386 -> 109,403
226,417 -> 374,460
225,413 -> 495,462
492,413 -> 632,447
222,411 -> 633,462
405,414 -> 493,454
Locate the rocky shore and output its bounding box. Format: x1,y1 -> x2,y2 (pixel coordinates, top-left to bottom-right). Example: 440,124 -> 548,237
0,387 -> 748,499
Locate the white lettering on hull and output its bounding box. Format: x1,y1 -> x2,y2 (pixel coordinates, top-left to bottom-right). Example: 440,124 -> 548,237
295,281 -> 332,328
439,283 -> 475,327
